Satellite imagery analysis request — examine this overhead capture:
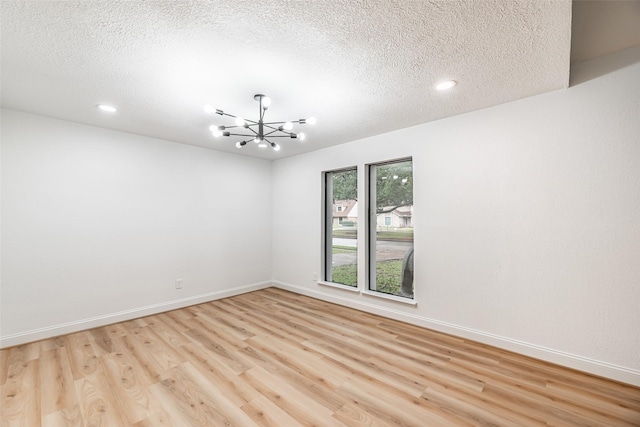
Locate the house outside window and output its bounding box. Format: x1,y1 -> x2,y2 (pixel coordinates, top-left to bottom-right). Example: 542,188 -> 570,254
323,168 -> 358,287
368,158 -> 414,299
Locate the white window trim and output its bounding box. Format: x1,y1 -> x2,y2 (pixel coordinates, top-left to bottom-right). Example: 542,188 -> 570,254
318,280 -> 360,292
361,289 -> 418,305
366,157 -> 415,300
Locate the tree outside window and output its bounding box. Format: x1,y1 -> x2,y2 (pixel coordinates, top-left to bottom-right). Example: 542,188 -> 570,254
368,159 -> 414,298
323,168 -> 357,286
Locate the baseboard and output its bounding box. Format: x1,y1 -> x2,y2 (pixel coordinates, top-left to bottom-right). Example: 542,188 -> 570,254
272,280 -> 640,387
0,281 -> 272,349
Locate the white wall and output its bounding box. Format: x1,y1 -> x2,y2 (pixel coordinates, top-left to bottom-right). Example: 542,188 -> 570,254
271,46 -> 640,385
1,110 -> 273,345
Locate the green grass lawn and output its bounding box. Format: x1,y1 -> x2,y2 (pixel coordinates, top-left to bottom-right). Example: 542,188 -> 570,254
331,260 -> 402,294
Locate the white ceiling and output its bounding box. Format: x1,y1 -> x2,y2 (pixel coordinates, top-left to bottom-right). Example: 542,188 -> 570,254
0,1 -> 578,159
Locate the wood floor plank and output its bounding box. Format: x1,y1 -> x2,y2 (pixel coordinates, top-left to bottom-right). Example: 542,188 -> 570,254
1,358 -> 41,427
241,395 -> 304,427
74,369 -> 129,427
1,288 -> 639,426
109,334 -> 162,386
88,328 -> 115,356
39,348 -> 76,417
214,299 -> 310,343
243,336 -> 346,412
246,332 -> 345,389
143,314 -> 192,348
100,351 -> 157,424
41,405 -> 84,427
336,380 -> 450,427
179,343 -> 260,407
63,333 -> 99,381
178,361 -> 258,426
333,402 -> 396,427
0,349 -> 9,386
39,337 -> 65,354
422,383 -> 545,426
240,366 -> 346,427
303,338 -> 437,397
150,363 -> 256,427
182,322 -> 252,375
135,327 -> 185,371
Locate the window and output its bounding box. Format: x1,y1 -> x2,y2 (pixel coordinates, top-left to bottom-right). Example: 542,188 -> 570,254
323,168 -> 357,287
368,158 -> 414,298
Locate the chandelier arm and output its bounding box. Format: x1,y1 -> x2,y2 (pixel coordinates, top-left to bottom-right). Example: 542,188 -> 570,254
263,129 -> 284,137
225,133 -> 257,137
262,126 -> 281,134
219,125 -> 250,130
262,124 -> 285,133
263,120 -> 304,125
217,112 -> 259,127
218,111 -> 239,119
264,134 -> 298,138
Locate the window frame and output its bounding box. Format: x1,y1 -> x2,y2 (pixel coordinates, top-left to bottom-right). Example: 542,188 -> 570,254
366,157 -> 415,300
321,166 -> 358,288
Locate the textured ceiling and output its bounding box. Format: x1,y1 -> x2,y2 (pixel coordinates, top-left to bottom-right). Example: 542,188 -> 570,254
1,0 -> 572,159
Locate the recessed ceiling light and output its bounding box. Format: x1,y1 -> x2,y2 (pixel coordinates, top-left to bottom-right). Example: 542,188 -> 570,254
435,80 -> 457,91
96,104 -> 117,112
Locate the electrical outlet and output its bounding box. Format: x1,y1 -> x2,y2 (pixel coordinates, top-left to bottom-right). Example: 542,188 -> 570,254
175,279 -> 183,289
312,272 -> 318,282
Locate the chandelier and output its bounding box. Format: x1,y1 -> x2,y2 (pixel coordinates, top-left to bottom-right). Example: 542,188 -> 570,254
204,94 -> 315,151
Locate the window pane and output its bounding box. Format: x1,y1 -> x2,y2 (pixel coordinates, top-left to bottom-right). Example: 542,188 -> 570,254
324,168 -> 357,286
369,159 -> 414,298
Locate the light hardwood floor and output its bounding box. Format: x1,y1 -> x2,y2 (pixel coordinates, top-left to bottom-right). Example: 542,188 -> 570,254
1,288 -> 639,426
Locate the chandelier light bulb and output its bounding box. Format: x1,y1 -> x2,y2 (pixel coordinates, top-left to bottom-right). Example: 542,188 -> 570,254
299,132 -> 306,141
307,117 -> 317,125
258,143 -> 268,148
283,121 -> 293,131
262,97 -> 271,109
210,126 -> 222,137
235,141 -> 243,149
204,105 -> 216,114
272,143 -> 281,151
235,116 -> 245,126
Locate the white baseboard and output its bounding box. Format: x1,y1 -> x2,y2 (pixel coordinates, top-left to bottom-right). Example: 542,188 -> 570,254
272,280 -> 640,387
0,281 -> 271,349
